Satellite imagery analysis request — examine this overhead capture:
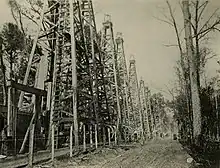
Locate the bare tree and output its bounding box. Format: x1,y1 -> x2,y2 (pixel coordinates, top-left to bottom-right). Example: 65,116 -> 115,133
162,0 -> 220,85
156,0 -> 220,141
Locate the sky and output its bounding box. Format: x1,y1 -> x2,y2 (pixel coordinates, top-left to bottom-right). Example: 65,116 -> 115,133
0,0 -> 220,100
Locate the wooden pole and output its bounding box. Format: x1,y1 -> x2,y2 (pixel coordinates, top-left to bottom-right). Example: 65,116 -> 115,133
69,0 -> 79,147
108,128 -> 111,146
70,124 -> 73,157
7,85 -> 12,137
83,125 -> 86,152
90,125 -> 93,148
28,123 -> 35,168
95,124 -> 98,149
51,124 -> 55,162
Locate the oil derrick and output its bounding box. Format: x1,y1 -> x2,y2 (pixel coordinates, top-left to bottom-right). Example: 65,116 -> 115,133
78,0 -> 110,126
139,79 -> 151,139
128,57 -> 144,140
13,0 -> 111,155
151,94 -> 162,138
115,32 -> 132,141
144,86 -> 154,138
100,15 -> 121,141
14,0 -> 78,153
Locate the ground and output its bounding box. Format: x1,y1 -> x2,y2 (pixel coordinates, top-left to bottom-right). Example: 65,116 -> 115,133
35,139 -> 191,168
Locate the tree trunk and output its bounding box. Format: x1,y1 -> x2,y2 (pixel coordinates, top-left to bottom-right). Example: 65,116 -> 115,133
183,0 -> 202,140
0,40 -> 7,106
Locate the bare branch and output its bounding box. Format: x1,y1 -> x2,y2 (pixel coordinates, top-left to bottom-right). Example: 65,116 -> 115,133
21,10 -> 39,26
159,9 -> 174,24
198,8 -> 220,34
153,15 -> 174,26
198,19 -> 220,39
163,44 -> 179,47
166,0 -> 185,71
198,1 -> 208,22
205,53 -> 217,61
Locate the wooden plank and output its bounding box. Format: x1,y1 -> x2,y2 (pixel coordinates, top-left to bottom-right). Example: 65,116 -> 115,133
11,81 -> 47,96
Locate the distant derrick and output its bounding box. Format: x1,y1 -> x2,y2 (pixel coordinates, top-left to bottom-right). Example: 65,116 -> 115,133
128,58 -> 144,138
115,32 -> 132,140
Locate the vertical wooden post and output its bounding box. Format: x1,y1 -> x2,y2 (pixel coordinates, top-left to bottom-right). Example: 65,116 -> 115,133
108,128 -> 111,146
83,125 -> 86,152
7,84 -> 12,137
28,123 -> 35,167
51,124 -> 55,162
70,124 -> 73,157
90,125 -> 93,148
95,124 -> 98,149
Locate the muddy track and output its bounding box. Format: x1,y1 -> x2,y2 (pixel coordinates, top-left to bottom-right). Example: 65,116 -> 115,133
36,140 -> 191,168
98,140 -> 189,168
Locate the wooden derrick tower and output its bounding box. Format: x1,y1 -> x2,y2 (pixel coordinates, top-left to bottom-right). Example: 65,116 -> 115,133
145,86 -> 154,138
5,0 -> 112,156
115,32 -> 132,140
128,57 -> 144,140
139,79 -> 151,139
78,0 -> 110,126
100,15 -> 121,141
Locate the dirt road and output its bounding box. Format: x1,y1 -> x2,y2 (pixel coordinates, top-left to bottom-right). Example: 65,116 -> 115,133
36,140 -> 191,168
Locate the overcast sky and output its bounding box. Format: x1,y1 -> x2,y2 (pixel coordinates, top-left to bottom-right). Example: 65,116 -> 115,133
0,0 -> 220,99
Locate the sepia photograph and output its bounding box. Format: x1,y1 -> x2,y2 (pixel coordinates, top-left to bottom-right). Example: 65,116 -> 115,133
0,0 -> 220,167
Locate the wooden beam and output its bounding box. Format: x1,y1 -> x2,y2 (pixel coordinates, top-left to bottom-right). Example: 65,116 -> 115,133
52,117 -> 74,123
10,81 -> 47,96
